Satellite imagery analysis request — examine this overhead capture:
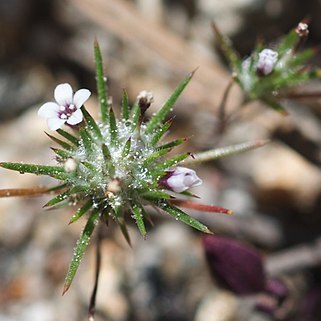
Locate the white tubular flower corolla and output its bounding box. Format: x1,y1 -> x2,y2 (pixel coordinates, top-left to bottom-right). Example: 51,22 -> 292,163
160,166 -> 203,193
256,49 -> 278,76
38,83 -> 91,131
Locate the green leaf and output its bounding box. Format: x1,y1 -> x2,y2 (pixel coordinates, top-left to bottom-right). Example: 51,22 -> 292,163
131,203 -> 147,238
79,127 -> 94,155
94,40 -> 109,124
101,143 -> 111,161
81,161 -> 96,172
122,138 -> 131,157
51,147 -> 72,160
63,209 -> 100,294
69,199 -> 94,224
121,89 -> 129,121
287,48 -> 316,68
81,106 -> 103,140
109,107 -> 118,144
156,138 -> 186,151
145,71 -> 195,134
261,97 -> 288,114
0,162 -> 68,180
129,103 -> 141,132
56,129 -> 79,146
212,21 -> 242,73
159,202 -> 212,234
150,118 -> 173,146
143,148 -> 169,166
115,215 -> 131,247
44,185 -> 88,207
101,143 -> 115,176
154,152 -> 190,171
184,140 -> 270,164
45,132 -> 74,151
141,190 -> 172,201
276,30 -> 299,58
44,190 -> 71,207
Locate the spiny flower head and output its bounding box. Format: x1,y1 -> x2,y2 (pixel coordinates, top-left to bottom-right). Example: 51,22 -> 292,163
213,21 -> 321,114
0,41 -> 267,294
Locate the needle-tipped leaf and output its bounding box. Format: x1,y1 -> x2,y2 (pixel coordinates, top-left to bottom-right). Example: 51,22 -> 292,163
129,103 -> 140,131
143,148 -> 170,166
69,199 -> 94,224
131,203 -> 147,238
81,161 -> 96,172
44,190 -> 71,207
81,106 -> 103,140
56,129 -> 79,146
51,147 -> 72,160
116,216 -> 132,247
261,98 -> 288,115
159,202 -> 212,234
212,22 -> 242,72
109,107 -> 117,144
276,30 -> 299,57
287,48 -> 316,68
122,138 -> 131,157
154,152 -> 190,171
156,138 -> 186,151
171,200 -> 232,214
145,71 -> 195,134
0,162 -> 68,180
121,89 -> 129,121
101,143 -> 111,161
44,185 -> 88,207
150,118 -> 173,146
45,132 -> 74,151
63,209 -> 100,295
185,140 -> 270,164
79,128 -> 94,155
141,190 -> 172,201
94,40 -> 109,124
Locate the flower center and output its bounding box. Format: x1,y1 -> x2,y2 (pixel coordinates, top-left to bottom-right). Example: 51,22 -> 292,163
58,104 -> 76,119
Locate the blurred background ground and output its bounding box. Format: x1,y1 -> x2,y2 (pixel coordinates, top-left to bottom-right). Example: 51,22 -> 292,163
0,0 -> 321,321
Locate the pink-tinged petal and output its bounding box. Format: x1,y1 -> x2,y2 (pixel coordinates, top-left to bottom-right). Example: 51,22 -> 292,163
202,236 -> 266,295
38,102 -> 60,118
160,167 -> 202,193
54,83 -> 73,106
73,89 -> 91,109
67,109 -> 83,125
47,117 -> 66,131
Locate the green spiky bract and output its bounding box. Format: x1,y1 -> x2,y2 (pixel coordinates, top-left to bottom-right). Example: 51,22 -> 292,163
0,43 -> 267,293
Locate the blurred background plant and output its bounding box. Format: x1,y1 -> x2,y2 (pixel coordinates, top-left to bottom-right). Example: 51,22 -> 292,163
0,1 -> 321,321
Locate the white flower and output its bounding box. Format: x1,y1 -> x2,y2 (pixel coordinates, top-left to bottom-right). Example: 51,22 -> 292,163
256,49 -> 278,76
161,166 -> 203,193
38,83 -> 91,131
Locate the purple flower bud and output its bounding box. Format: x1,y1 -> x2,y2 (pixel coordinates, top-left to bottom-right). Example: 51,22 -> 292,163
159,166 -> 202,193
202,235 -> 266,295
256,49 -> 278,76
